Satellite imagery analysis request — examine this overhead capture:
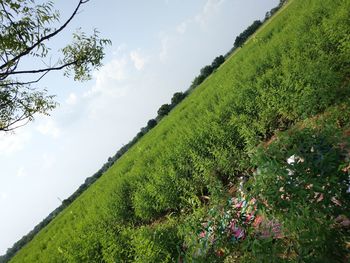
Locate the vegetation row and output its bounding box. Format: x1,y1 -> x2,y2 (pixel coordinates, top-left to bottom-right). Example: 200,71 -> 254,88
5,0 -> 350,262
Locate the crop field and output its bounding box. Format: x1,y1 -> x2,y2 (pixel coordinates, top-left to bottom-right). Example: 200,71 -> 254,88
10,0 -> 350,262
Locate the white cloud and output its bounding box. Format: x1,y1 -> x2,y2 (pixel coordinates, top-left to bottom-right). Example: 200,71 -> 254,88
84,57 -> 128,98
159,0 -> 225,62
41,153 -> 56,171
159,36 -> 170,62
195,0 -> 225,29
65,93 -> 77,105
176,21 -> 188,34
0,192 -> 8,200
16,167 -> 27,178
36,120 -> 61,139
112,43 -> 127,56
97,58 -> 127,82
0,130 -> 31,156
83,56 -> 131,120
130,50 -> 146,71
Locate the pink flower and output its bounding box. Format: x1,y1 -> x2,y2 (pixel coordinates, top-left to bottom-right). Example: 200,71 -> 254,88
229,221 -> 245,239
233,228 -> 245,239
245,213 -> 254,223
199,231 -> 206,238
228,221 -> 236,231
235,201 -> 243,209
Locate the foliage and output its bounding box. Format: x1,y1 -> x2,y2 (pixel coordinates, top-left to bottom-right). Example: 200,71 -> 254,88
233,20 -> 262,48
188,55 -> 226,91
131,219 -> 181,263
157,103 -> 171,118
147,119 -> 157,129
263,0 -> 288,22
0,0 -> 110,131
244,108 -> 350,262
170,92 -> 185,106
6,0 -> 350,262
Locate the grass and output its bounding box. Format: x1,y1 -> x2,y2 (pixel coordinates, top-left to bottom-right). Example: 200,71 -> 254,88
9,0 -> 350,262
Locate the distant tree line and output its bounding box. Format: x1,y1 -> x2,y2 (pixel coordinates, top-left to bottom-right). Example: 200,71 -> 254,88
0,1 -> 288,261
225,0 -> 288,58
188,55 -> 226,91
233,20 -> 262,48
264,0 -> 288,21
156,54 -> 226,119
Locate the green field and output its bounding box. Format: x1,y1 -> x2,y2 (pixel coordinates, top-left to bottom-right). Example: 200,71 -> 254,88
10,0 -> 350,262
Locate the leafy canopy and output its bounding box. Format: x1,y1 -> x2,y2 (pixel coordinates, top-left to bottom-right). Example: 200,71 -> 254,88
0,0 -> 111,131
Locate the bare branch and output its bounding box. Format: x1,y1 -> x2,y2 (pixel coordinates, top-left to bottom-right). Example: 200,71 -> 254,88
0,71 -> 49,87
1,113 -> 30,132
2,61 -> 76,77
0,57 -> 20,81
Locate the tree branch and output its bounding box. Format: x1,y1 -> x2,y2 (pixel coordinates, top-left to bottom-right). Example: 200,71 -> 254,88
0,56 -> 21,81
0,0 -> 87,71
0,2 -> 26,45
2,61 -> 76,76
0,71 -> 49,87
0,57 -> 20,80
1,113 -> 30,132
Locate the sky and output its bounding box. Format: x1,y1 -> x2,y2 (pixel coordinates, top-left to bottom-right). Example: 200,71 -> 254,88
0,0 -> 279,255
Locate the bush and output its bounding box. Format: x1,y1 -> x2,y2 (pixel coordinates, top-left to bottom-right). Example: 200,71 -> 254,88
131,220 -> 181,263
247,117 -> 350,261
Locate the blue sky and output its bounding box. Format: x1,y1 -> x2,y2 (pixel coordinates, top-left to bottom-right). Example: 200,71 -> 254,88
0,0 -> 279,254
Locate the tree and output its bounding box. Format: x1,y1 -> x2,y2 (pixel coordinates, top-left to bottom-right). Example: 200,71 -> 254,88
157,104 -> 171,118
211,55 -> 225,70
171,92 -> 185,106
0,0 -> 111,132
200,65 -> 213,77
147,119 -> 157,129
190,74 -> 206,89
233,20 -> 262,48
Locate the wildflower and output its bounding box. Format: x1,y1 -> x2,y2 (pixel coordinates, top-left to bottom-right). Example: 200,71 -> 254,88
229,221 -> 245,240
235,200 -> 244,209
233,228 -> 245,239
199,231 -> 206,239
245,213 -> 254,223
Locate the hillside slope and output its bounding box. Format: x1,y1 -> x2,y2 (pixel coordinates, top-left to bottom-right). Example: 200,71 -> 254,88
10,0 -> 350,262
